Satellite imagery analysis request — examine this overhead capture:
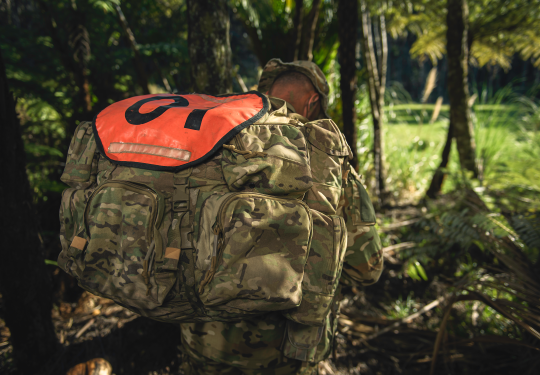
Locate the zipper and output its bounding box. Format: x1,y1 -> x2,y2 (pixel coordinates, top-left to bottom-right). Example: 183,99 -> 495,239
198,193 -> 313,293
83,180 -> 162,294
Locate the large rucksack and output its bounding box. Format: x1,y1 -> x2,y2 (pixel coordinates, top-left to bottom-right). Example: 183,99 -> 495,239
58,92 -> 376,329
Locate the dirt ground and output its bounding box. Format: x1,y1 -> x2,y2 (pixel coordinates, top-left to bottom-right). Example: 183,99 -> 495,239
3,277 -> 537,375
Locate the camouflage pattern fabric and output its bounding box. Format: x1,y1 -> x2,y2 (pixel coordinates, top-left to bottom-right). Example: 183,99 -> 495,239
197,193 -> 312,312
181,313 -> 318,375
338,166 -> 383,286
58,91 -> 383,374
257,59 -> 330,119
178,99 -> 383,373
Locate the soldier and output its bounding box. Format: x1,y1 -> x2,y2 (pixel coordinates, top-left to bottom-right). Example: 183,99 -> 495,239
180,59 -> 384,375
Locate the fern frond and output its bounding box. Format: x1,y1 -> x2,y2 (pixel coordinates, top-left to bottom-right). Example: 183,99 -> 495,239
410,30 -> 446,64
514,30 -> 540,68
470,39 -> 513,71
511,211 -> 540,251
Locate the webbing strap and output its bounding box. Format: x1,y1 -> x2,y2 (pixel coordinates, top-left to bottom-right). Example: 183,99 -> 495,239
173,168 -> 192,212
181,248 -> 206,316
173,167 -> 205,315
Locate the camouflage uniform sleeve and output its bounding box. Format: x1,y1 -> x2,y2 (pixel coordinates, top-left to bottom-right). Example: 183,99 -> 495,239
340,225 -> 383,286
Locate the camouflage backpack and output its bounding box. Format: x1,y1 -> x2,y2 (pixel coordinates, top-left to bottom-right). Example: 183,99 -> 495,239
58,92 -> 376,329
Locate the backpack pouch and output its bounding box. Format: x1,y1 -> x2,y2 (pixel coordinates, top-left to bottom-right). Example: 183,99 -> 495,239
283,292 -> 341,363
71,180 -> 179,310
285,210 -> 347,326
221,124 -> 313,197
340,166 -> 376,226
60,121 -> 98,189
58,188 -> 90,278
282,320 -> 325,363
197,193 -> 313,314
303,119 -> 349,215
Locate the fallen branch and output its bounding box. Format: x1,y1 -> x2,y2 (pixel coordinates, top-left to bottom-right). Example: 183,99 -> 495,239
319,360 -> 336,375
383,241 -> 416,254
380,218 -> 421,232
74,318 -> 95,339
356,296 -> 446,344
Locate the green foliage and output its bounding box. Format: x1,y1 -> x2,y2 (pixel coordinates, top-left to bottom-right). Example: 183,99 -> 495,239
404,0 -> 540,70
2,0 -> 190,201
383,293 -> 419,320
374,82 -> 540,201
511,211 -> 540,254
230,0 -> 338,66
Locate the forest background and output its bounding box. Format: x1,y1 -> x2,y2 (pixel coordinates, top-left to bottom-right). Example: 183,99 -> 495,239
1,0 -> 540,374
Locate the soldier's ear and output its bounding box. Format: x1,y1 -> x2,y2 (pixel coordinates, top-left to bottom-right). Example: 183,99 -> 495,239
308,93 -> 319,109
304,93 -> 320,121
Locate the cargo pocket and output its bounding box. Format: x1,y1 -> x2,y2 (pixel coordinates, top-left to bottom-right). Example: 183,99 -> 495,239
58,235 -> 87,279
58,187 -> 91,278
79,180 -> 176,310
282,320 -> 325,363
341,166 -> 376,226
285,210 -> 347,326
197,193 -> 313,313
221,124 -> 313,197
303,119 -> 349,215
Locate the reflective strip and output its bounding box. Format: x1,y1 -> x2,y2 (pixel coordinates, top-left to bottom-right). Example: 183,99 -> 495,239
108,142 -> 191,161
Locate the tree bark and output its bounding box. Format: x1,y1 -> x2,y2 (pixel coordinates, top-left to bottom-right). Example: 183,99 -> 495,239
0,48 -> 59,373
298,0 -> 321,61
38,0 -> 92,125
187,0 -> 232,95
426,122 -> 454,198
293,0 -> 304,61
446,0 -> 478,177
68,21 -> 92,113
114,4 -> 150,95
337,0 -> 359,170
359,0 -> 387,203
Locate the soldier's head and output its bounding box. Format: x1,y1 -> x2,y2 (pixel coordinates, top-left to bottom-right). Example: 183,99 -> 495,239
268,71 -> 320,120
257,58 -> 330,121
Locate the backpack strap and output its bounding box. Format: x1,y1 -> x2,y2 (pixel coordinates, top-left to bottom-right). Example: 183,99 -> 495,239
173,168 -> 207,316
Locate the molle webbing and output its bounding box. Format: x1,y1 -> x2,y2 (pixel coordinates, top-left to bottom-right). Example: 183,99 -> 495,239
174,168 -> 206,316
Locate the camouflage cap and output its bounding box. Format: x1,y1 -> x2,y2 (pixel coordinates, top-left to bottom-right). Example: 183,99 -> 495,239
257,58 -> 330,119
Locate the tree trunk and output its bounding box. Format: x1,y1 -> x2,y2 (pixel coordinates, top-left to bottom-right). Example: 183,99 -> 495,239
426,122 -> 454,198
298,0 -> 321,61
68,21 -> 92,113
337,0 -> 359,170
0,48 -> 59,373
187,0 -> 232,95
446,0 -> 478,177
38,0 -> 92,128
359,0 -> 387,203
114,4 -> 150,95
293,0 -> 304,61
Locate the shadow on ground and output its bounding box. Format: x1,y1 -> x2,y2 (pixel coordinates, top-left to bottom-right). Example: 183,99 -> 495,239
44,317 -> 182,375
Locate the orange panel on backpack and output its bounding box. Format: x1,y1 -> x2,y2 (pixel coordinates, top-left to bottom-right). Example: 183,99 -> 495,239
93,92 -> 269,171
